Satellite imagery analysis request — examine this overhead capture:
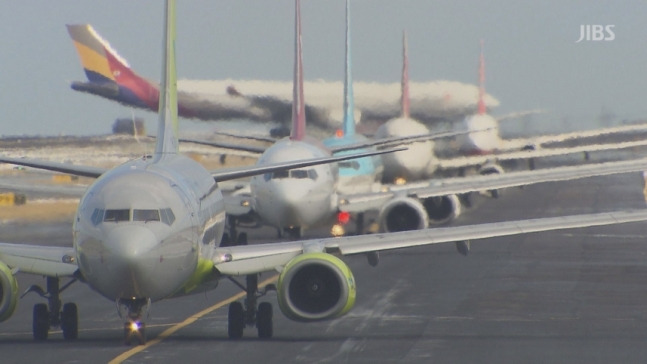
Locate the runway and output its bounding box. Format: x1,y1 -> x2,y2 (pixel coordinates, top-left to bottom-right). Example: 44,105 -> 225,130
1,171 -> 647,363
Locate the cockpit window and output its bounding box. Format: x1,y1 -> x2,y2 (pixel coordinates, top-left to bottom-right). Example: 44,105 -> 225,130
104,209 -> 130,223
273,170 -> 289,179
97,208 -> 175,225
133,209 -> 160,222
91,209 -> 104,226
266,169 -> 318,181
160,208 -> 176,225
339,161 -> 360,170
307,169 -> 318,180
291,170 -> 309,179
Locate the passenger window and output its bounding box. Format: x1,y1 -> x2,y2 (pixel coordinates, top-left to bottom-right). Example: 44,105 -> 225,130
104,209 -> 130,222
133,209 -> 161,222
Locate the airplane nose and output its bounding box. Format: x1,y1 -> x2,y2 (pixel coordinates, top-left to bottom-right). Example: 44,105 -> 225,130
105,225 -> 159,262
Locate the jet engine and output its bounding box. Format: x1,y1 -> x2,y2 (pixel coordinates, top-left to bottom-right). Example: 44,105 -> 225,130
0,261 -> 18,322
478,161 -> 504,176
478,162 -> 505,198
277,253 -> 356,322
378,194 -> 461,232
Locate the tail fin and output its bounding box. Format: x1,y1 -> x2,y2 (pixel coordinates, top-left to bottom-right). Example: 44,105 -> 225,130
66,24 -> 160,110
341,0 -> 356,138
400,31 -> 410,119
477,39 -> 487,115
290,0 -> 306,141
153,0 -> 179,160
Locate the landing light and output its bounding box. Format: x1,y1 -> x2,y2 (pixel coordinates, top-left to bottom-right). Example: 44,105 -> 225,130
241,200 -> 250,207
331,224 -> 345,237
394,177 -> 407,185
130,321 -> 141,332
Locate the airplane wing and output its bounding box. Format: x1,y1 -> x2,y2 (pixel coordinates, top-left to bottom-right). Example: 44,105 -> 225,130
339,157 -> 647,212
0,179 -> 87,197
213,209 -> 647,276
328,129 -> 481,153
0,156 -> 106,179
211,148 -> 403,182
179,137 -> 267,154
502,123 -> 647,151
0,243 -> 77,277
438,138 -> 647,170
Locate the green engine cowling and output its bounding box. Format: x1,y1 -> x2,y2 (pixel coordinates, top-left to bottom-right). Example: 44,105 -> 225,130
277,252 -> 356,322
0,261 -> 18,322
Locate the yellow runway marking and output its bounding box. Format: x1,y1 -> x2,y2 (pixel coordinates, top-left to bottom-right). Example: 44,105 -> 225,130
109,275 -> 278,364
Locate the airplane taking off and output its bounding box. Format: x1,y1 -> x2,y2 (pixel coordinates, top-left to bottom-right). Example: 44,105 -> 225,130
3,0 -> 647,345
67,22 -> 498,133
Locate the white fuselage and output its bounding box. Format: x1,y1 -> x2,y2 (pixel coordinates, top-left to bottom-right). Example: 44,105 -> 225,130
250,138 -> 337,232
73,155 -> 225,301
375,117 -> 438,182
456,113 -> 501,154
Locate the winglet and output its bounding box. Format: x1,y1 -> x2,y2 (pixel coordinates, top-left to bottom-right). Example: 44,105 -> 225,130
342,0 -> 356,138
477,39 -> 487,115
401,31 -> 410,119
290,0 -> 306,141
154,0 -> 179,161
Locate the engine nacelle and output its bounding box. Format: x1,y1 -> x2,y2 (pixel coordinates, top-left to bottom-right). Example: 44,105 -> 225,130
478,162 -> 505,198
379,194 -> 462,232
478,161 -> 504,176
277,253 -> 356,322
421,194 -> 462,225
378,197 -> 428,232
0,261 -> 18,322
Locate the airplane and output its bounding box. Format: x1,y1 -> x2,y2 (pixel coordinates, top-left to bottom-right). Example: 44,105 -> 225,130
176,0 -> 647,236
66,21 -> 498,135
67,17 -> 647,148
2,0 -> 647,345
0,0 -> 402,344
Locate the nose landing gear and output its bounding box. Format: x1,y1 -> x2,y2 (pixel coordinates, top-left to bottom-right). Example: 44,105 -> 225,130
117,297 -> 151,345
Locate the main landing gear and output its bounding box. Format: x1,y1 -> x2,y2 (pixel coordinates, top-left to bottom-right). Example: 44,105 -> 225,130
23,276 -> 78,341
117,297 -> 151,345
227,274 -> 276,339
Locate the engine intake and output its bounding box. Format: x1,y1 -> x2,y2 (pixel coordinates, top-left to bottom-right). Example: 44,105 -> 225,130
277,253 -> 356,322
0,261 -> 18,322
379,195 -> 461,232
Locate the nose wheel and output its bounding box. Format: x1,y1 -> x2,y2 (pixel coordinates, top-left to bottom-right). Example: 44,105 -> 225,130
117,298 -> 151,345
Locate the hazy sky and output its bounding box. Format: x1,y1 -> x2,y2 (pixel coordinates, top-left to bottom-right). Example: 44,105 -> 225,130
1,1 -> 645,136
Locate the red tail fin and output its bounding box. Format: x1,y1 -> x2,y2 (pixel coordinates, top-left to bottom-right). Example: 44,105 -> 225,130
290,0 -> 306,141
401,31 -> 410,119
477,39 -> 486,115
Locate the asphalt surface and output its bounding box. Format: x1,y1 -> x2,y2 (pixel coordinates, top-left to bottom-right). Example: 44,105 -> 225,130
1,170 -> 647,363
